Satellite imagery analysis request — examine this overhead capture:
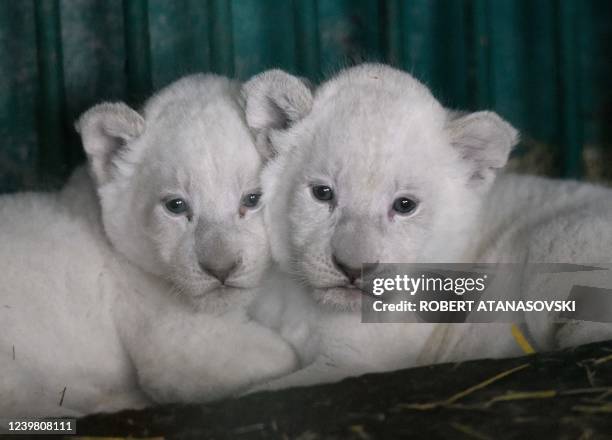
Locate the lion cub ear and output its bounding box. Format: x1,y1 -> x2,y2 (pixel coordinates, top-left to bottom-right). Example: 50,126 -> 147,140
242,69 -> 313,159
75,102 -> 145,186
447,111 -> 519,186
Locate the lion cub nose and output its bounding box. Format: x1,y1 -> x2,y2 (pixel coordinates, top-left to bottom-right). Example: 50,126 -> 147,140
200,260 -> 238,284
332,255 -> 362,284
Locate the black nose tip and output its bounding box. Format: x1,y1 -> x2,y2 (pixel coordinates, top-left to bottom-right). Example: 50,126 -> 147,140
332,255 -> 362,284
201,263 -> 237,284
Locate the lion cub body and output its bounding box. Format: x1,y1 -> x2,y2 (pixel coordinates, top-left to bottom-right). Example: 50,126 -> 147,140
0,75 -> 297,417
245,64 -> 612,390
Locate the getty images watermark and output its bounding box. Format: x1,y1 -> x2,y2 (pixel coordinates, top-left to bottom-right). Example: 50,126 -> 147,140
360,263 -> 612,323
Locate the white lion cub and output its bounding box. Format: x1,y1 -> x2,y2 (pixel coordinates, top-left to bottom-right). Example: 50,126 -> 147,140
243,64 -> 612,390
0,74 -> 297,418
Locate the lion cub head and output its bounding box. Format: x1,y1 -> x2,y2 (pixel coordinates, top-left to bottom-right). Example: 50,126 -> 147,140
243,64 -> 518,310
77,74 -> 270,309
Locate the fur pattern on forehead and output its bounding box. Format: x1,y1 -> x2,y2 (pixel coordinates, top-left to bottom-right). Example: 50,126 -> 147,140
143,74 -> 244,122
314,63 -> 438,107
117,75 -> 250,174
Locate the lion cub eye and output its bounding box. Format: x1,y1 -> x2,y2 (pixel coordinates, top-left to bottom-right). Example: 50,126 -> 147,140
392,197 -> 418,215
164,198 -> 189,215
312,185 -> 334,202
241,192 -> 262,209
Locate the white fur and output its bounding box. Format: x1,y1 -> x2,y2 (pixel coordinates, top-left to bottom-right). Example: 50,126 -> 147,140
0,74 -> 297,418
244,64 -> 612,390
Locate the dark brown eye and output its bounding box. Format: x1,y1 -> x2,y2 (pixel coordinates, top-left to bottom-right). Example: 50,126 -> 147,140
312,185 -> 334,202
164,198 -> 189,215
392,197 -> 418,215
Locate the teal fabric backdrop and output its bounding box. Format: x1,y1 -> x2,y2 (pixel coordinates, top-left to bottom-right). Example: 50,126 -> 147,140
0,0 -> 610,192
